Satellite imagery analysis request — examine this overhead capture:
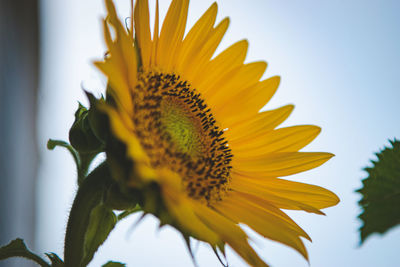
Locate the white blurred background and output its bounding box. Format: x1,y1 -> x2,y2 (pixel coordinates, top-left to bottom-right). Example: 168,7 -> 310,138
2,0 -> 400,266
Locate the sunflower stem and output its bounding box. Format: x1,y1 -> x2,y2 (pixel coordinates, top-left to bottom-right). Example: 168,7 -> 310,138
64,162 -> 112,267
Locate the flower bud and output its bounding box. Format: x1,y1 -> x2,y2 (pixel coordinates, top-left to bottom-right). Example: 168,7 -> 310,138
86,92 -> 110,144
69,103 -> 104,153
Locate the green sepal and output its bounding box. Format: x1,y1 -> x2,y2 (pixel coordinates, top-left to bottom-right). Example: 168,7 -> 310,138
47,139 -> 79,168
141,182 -> 162,214
0,238 -> 50,267
82,205 -> 117,267
45,253 -> 64,267
357,139 -> 400,244
86,91 -> 110,144
104,183 -> 140,211
117,205 -> 142,221
69,102 -> 104,154
102,261 -> 126,267
105,137 -> 134,185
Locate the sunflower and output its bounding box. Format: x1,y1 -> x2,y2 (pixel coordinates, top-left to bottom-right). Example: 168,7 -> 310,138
94,0 -> 339,266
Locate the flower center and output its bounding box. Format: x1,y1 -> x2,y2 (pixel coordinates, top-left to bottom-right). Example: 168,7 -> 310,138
160,96 -> 203,156
132,71 -> 233,203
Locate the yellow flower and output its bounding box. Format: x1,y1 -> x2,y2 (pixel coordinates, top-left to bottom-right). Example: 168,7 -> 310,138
95,0 -> 339,266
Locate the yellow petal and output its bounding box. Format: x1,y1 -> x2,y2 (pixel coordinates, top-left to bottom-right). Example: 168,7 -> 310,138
183,17 -> 230,82
230,174 -> 327,214
192,39 -> 248,92
160,171 -> 220,244
194,202 -> 269,267
104,0 -> 137,89
134,0 -> 151,68
233,175 -> 339,210
216,192 -> 309,259
176,3 -> 218,74
100,0 -> 139,114
158,0 -> 189,71
216,76 -> 280,121
98,104 -> 152,172
232,191 -> 311,241
232,125 -> 321,155
225,105 -> 294,141
208,61 -> 267,111
233,152 -> 334,177
94,59 -> 132,116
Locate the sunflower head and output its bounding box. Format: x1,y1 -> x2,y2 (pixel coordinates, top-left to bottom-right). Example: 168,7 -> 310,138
93,0 -> 340,266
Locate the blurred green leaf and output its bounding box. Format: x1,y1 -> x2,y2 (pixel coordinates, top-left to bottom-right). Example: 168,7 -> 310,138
64,163 -> 113,267
82,204 -> 117,266
357,139 -> 400,243
0,238 -> 50,266
102,261 -> 126,267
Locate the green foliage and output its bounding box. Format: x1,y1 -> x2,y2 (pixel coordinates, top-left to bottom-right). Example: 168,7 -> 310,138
0,238 -> 50,266
82,205 -> 117,266
102,261 -> 126,267
38,94 -> 142,267
357,139 -> 400,243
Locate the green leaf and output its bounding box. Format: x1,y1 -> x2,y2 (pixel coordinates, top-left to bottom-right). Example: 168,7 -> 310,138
102,261 -> 126,267
0,238 -> 50,267
45,253 -> 64,266
64,162 -> 113,267
357,139 -> 400,243
82,205 -> 117,266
